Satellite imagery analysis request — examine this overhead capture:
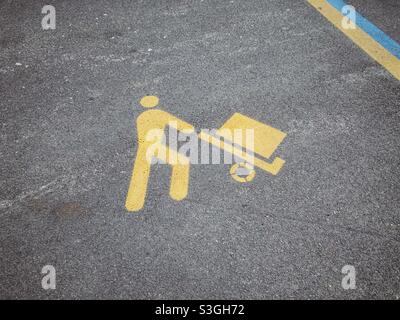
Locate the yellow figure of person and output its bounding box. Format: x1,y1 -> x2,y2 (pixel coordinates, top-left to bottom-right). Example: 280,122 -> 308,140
125,96 -> 195,212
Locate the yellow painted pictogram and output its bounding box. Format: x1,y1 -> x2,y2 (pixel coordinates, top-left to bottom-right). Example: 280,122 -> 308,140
125,106 -> 194,212
125,96 -> 287,212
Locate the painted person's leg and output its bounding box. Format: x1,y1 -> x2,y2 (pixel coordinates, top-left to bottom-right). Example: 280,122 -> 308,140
157,145 -> 190,201
125,143 -> 153,212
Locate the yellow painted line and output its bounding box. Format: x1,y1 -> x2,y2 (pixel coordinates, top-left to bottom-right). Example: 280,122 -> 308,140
308,0 -> 400,81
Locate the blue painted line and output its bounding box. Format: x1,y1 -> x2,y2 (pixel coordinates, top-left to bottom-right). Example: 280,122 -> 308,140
326,0 -> 400,59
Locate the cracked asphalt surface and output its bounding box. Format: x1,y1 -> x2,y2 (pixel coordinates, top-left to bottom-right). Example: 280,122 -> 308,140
0,0 -> 399,299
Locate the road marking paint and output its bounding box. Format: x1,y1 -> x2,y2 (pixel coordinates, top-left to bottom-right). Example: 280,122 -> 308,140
198,131 -> 286,176
326,0 -> 400,59
126,97 -> 287,212
230,162 -> 256,183
140,95 -> 159,108
308,0 -> 400,81
125,108 -> 194,212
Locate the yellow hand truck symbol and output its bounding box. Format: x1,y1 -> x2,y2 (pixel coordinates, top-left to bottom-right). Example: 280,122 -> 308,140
125,96 -> 287,212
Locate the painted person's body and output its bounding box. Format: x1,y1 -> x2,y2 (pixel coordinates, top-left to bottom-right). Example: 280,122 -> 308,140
126,101 -> 194,212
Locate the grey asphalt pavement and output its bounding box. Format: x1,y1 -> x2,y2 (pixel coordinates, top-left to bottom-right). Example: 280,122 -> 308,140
0,0 -> 399,299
